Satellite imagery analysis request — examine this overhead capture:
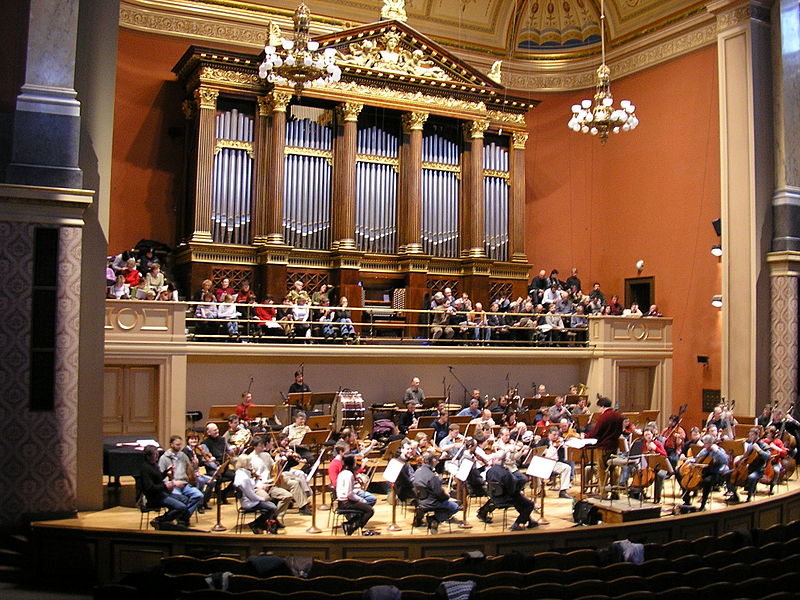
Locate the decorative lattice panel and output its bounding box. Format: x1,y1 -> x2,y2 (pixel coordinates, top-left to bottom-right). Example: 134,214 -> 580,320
286,272 -> 330,294
489,281 -> 513,302
212,267 -> 254,290
427,279 -> 459,295
392,288 -> 406,310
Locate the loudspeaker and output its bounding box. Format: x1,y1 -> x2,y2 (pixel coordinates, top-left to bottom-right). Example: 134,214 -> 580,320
711,218 -> 721,236
697,355 -> 709,364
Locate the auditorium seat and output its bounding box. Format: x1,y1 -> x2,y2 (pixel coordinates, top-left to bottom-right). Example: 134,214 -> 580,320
760,592 -> 797,600
607,575 -> 649,594
564,578 -> 609,597
645,571 -> 680,590
93,583 -> 140,600
733,576 -> 770,598
638,559 -> 671,577
755,523 -> 786,546
562,565 -> 601,581
653,586 -> 695,600
714,531 -> 740,551
702,549 -> 732,569
759,541 -> 787,559
474,585 -> 521,600
476,571 -> 523,589
773,571 -> 800,592
164,573 -> 210,595
563,548 -> 600,566
368,558 -> 416,578
522,581 -> 563,597
394,574 -> 441,592
688,535 -> 716,556
731,545 -> 759,564
601,562 -> 639,580
696,581 -> 734,596
660,539 -> 691,559
616,592 -> 656,600
717,562 -> 752,583
668,554 -> 702,573
162,555 -> 245,576
409,557 -> 458,576
679,567 -> 716,588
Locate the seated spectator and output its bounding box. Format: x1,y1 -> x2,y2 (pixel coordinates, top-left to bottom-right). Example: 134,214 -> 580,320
623,302 -> 643,318
121,257 -> 141,287
195,292 -> 220,341
137,247 -> 159,276
318,303 -> 338,342
105,257 -> 116,286
143,262 -> 165,293
570,304 -> 589,342
542,283 -> 560,308
471,301 -> 491,344
108,274 -> 130,299
217,294 -> 241,341
236,281 -> 255,304
214,277 -> 235,302
645,304 -> 663,317
338,297 -> 356,342
111,248 -> 136,274
542,303 -> 565,344
156,287 -> 174,301
311,283 -> 332,306
292,296 -> 312,341
554,291 -> 574,317
607,294 -> 624,315
255,295 -> 284,340
195,279 -> 213,301
429,292 -> 455,343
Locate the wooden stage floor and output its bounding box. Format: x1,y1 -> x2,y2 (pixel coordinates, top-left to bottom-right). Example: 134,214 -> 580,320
30,474 -> 800,585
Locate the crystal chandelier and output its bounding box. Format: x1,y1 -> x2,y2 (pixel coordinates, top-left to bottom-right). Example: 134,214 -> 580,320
567,0 -> 639,144
258,3 -> 342,95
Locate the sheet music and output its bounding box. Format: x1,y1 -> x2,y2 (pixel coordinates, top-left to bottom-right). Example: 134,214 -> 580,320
383,458 -> 404,484
527,455 -> 556,478
565,437 -> 597,449
307,449 -> 326,480
455,458 -> 474,482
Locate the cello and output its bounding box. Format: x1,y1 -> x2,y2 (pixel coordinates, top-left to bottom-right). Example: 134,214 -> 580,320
677,451 -> 713,491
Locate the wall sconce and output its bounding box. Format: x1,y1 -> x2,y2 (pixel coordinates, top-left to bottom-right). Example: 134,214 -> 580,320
711,245 -> 722,257
711,294 -> 723,308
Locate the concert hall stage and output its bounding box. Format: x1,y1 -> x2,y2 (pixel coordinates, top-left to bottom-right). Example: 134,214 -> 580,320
29,478 -> 800,585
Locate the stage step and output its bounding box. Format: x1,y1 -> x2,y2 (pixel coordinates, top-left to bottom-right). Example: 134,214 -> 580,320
0,532 -> 28,583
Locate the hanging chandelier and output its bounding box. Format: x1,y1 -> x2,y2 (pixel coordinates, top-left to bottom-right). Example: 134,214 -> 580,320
567,0 -> 639,144
258,3 -> 342,95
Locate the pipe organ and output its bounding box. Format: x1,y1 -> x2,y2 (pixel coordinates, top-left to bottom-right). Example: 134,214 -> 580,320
172,16 -> 537,315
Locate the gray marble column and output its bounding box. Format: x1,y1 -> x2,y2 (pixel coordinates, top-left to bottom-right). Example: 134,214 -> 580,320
6,0 -> 83,188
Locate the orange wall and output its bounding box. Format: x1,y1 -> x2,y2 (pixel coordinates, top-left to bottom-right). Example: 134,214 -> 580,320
109,28 -> 190,252
525,45 -> 722,426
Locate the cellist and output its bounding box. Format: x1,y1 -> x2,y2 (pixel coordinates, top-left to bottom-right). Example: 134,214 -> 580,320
726,427 -> 770,503
761,425 -> 788,494
680,434 -> 729,511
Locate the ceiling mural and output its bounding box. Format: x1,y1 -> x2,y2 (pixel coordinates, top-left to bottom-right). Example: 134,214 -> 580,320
119,0 -> 719,90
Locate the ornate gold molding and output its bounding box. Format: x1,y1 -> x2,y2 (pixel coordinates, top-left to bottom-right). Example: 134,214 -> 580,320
194,87 -> 219,109
466,120 -> 490,139
402,111 -> 429,132
512,132 -> 529,150
269,91 -> 292,113
357,154 -> 399,166
483,169 -> 510,181
285,146 -> 334,160
339,101 -> 364,122
214,139 -> 254,158
422,162 -> 460,173
199,66 -> 261,89
256,96 -> 270,117
486,110 -> 526,127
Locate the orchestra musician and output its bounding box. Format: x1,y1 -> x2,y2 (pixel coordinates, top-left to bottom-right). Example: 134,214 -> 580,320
493,427 -> 528,491
547,396 -> 570,424
158,435 -> 205,513
233,454 -> 278,535
439,424 -> 464,459
491,395 -> 510,415
223,414 -> 251,452
457,398 -> 481,419
681,427 -> 702,454
404,377 -> 426,406
398,399 -> 420,436
756,404 -> 773,428
536,426 -> 573,499
591,396 -> 625,500
558,418 -> 580,440
392,440 -> 418,504
481,452 -> 537,530
140,445 -> 200,529
200,422 -> 235,503
236,391 -> 255,421
329,438 -> 376,506
762,425 -> 789,493
680,434 -> 730,511
337,454 -> 379,536
247,437 -> 294,524
727,427 -> 770,503
288,370 -> 310,395
659,414 -> 686,467
183,433 -> 212,509
767,408 -> 799,457
411,451 -> 461,533
281,411 -> 314,465
470,409 -> 496,428
431,411 -> 450,446
629,429 -> 670,503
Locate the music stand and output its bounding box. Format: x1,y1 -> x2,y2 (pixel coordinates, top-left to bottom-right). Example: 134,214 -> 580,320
720,438 -> 745,458
381,439 -> 403,460
449,416 -> 472,426
288,392 -> 314,412
565,394 -> 588,404
526,449 -> 554,524
306,414 -> 333,430
408,427 -> 435,442
419,395 -> 447,411
416,416 -> 437,429
299,429 -> 332,451
574,413 -> 591,430
383,458 -> 405,531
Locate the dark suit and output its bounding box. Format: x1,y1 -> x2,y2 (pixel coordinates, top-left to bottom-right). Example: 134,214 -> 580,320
482,464 -> 534,527
411,464 -> 458,523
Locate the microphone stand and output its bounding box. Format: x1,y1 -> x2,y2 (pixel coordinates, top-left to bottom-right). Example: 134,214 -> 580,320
447,366 -> 469,406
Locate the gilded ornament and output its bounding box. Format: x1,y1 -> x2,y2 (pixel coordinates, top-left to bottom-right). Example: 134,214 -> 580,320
269,91 -> 292,113
487,60 -> 502,85
194,87 -> 219,109
512,132 -> 529,150
381,0 -> 407,22
466,120 -> 489,139
402,111 -> 429,132
338,31 -> 447,80
339,102 -> 364,122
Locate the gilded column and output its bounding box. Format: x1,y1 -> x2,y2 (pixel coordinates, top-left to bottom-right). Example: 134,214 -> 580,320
510,131 -> 529,263
332,102 -> 363,251
190,87 -> 218,244
399,111 -> 428,255
252,96 -> 271,245
461,120 -> 489,258
265,91 -> 292,245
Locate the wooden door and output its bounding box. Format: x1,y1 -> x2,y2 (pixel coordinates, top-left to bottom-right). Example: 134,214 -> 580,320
103,365 -> 159,437
617,366 -> 654,413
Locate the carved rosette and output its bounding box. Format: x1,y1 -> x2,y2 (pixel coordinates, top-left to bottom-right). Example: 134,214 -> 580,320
339,102 -> 364,122
402,111 -> 429,132
194,87 -> 219,110
512,132 -> 529,151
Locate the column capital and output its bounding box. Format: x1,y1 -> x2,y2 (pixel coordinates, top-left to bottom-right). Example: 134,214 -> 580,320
268,91 -> 292,113
194,87 -> 219,110
338,102 -> 364,122
402,111 -> 429,132
512,131 -> 529,150
465,120 -> 490,140
256,95 -> 271,117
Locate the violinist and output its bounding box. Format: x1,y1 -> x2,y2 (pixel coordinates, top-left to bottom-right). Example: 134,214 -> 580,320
223,414 -> 252,452
756,404 -> 773,428
281,411 -> 314,466
681,427 -> 702,455
536,426 -> 573,499
480,452 -> 537,530
680,434 -> 729,511
248,437 -> 293,525
393,440 -> 418,505
257,435 -> 312,515
762,425 -> 788,493
491,395 -> 510,415
411,452 -> 461,533
470,409 -> 496,428
201,422 -> 235,504
494,427 -> 529,490
558,418 -> 580,440
232,454 -> 278,535
439,424 -> 464,459
727,427 -> 770,503
398,399 -> 420,436
183,433 -> 212,506
659,414 -> 686,467
705,405 -> 730,435
329,436 -> 377,506
457,398 -> 481,419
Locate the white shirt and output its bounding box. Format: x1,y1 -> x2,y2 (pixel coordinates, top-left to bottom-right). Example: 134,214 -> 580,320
234,468 -> 262,509
336,469 -> 360,503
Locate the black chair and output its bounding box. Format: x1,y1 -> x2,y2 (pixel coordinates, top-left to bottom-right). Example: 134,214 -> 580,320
133,476 -> 166,529
484,480 -> 515,530
411,484 -> 452,534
